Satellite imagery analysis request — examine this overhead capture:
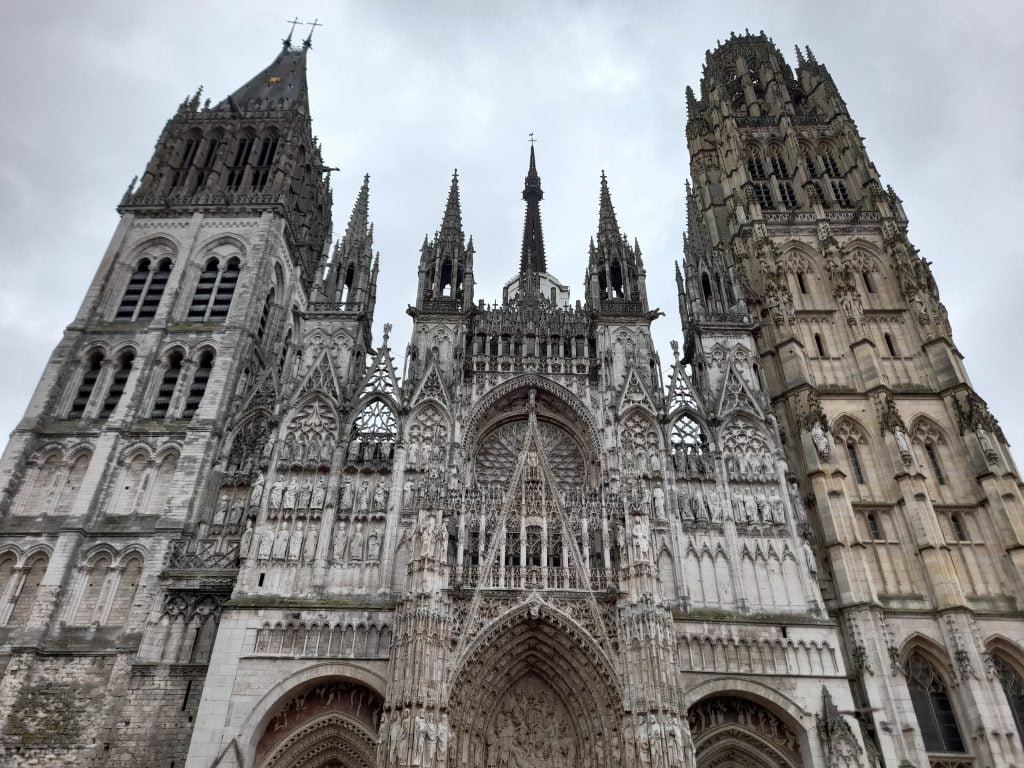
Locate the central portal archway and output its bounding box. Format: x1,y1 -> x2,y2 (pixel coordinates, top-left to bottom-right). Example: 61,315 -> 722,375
448,602 -> 622,767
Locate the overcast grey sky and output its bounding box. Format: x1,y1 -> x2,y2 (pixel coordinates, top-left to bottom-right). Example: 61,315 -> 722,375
1,1 -> 1023,452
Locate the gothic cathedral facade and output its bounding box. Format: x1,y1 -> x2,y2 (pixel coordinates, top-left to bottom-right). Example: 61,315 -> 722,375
0,31 -> 1021,768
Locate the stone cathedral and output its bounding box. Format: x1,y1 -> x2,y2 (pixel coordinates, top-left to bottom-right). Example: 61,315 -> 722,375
1,29 -> 1023,768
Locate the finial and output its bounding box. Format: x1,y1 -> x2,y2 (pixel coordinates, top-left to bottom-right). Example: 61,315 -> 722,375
284,17 -> 302,48
303,18 -> 322,49
383,323 -> 392,343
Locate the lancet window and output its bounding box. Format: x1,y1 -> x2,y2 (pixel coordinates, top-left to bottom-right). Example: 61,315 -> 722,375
906,652 -> 966,755
187,256 -> 240,321
68,350 -> 104,418
993,654 -> 1024,743
151,350 -> 183,418
116,257 -> 172,321
349,400 -> 397,464
99,351 -> 134,418
182,350 -> 214,419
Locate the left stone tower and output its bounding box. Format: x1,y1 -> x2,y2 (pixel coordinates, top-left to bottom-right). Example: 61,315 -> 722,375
0,39 -> 333,767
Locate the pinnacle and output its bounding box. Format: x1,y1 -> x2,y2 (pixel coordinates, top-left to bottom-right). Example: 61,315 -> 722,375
597,171 -> 621,245
438,169 -> 465,247
341,173 -> 371,246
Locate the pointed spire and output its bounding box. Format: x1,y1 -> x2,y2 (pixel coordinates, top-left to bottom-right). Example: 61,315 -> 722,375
438,170 -> 465,248
342,173 -> 371,245
597,171 -> 621,246
520,144 -> 547,281
214,45 -> 309,115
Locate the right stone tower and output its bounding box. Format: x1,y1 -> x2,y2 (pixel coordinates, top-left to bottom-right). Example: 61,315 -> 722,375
684,31 -> 1024,768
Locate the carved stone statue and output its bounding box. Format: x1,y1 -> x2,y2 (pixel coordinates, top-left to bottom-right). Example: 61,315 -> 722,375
303,524 -> 318,561
283,478 -> 298,510
357,481 -> 370,512
311,479 -> 327,509
349,522 -> 365,561
803,538 -> 818,575
258,525 -> 274,559
213,494 -> 229,525
372,481 -> 388,511
707,489 -> 722,522
632,516 -> 651,561
272,523 -> 289,560
652,486 -> 666,519
297,480 -> 312,510
288,521 -> 303,560
743,489 -> 757,523
340,480 -> 354,510
240,520 -> 254,560
811,420 -> 830,461
269,479 -> 285,510
367,528 -> 381,561
249,471 -> 265,507
768,486 -> 784,523
403,480 -> 415,509
977,426 -> 998,463
894,426 -> 912,465
333,520 -> 348,561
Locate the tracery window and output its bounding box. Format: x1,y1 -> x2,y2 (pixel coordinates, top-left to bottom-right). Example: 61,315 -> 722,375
7,554 -> 47,626
906,652 -> 966,755
252,131 -> 279,190
993,655 -> 1024,742
350,400 -> 397,463
226,132 -> 254,191
831,179 -> 852,207
867,513 -> 883,540
68,350 -> 104,418
116,257 -> 172,321
846,440 -> 866,485
187,257 -> 240,321
951,514 -> 969,542
913,419 -> 948,487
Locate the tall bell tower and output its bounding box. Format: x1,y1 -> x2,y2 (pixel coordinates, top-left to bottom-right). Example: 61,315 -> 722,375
686,30 -> 1024,767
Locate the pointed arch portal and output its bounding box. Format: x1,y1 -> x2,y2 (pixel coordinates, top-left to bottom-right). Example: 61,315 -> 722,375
448,605 -> 623,768
689,695 -> 803,768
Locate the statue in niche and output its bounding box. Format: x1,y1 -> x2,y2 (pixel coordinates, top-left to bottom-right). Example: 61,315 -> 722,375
894,426 -> 913,465
320,439 -> 333,463
679,491 -> 694,520
213,494 -> 229,525
725,452 -> 738,481
652,486 -> 666,519
803,537 -> 818,575
754,487 -> 768,522
690,492 -> 705,522
269,479 -> 285,510
743,489 -> 758,523
811,420 -> 831,461
788,479 -> 806,523
240,520 -> 254,559
367,528 -> 381,561
373,481 -> 389,511
707,489 -> 722,522
418,515 -> 437,559
273,523 -> 289,560
636,714 -> 652,768
768,486 -> 784,523
340,480 -> 354,510
311,479 -> 327,509
349,522 -> 365,561
298,480 -> 312,510
357,481 -> 370,512
228,497 -> 245,525
249,471 -> 265,507
333,520 -> 348,561
403,480 -> 415,509
763,452 -> 776,480
289,521 -> 303,560
649,449 -> 661,473
632,516 -> 651,561
407,439 -> 419,467
977,426 -> 998,463
258,525 -> 274,559
283,477 -> 298,510
303,524 -> 318,561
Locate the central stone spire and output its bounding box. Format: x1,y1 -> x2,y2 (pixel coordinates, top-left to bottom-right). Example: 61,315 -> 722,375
519,144 -> 547,295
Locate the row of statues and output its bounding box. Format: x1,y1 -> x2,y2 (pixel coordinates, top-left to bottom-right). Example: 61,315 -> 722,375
240,519 -> 384,563
247,472 -> 329,514
679,484 -> 786,525
723,449 -> 777,483
379,709 -> 450,768
339,479 -> 390,513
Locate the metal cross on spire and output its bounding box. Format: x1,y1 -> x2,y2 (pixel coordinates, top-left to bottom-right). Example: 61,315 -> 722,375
528,132 -> 537,147
283,17 -> 302,47
303,18 -> 323,48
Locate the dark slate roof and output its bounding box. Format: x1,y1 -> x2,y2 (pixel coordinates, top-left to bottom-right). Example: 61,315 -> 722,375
215,44 -> 309,113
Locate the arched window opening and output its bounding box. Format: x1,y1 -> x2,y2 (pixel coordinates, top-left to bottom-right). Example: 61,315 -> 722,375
439,259 -> 453,297
768,147 -> 789,177
278,329 -> 292,377
257,289 -> 275,341
252,132 -> 279,190
802,147 -> 820,178
106,556 -> 143,626
597,269 -> 608,300
171,132 -> 200,190
0,554 -> 15,622
116,259 -> 152,320
845,440 -> 866,485
819,147 -> 841,177
73,556 -> 111,625
152,351 -> 183,418
862,270 -> 876,294
610,260 -> 624,299
208,257 -> 239,320
339,264 -> 355,304
139,258 -> 171,319
192,132 -> 221,193
55,454 -> 90,515
778,181 -> 798,208
550,287 -> 557,303
832,180 -> 852,207
746,152 -> 767,180
99,351 -> 134,418
796,272 -> 808,294
350,400 -> 398,463
700,273 -> 713,303
925,443 -> 946,486
993,655 -> 1024,742
8,554 -> 47,626
906,652 -> 967,755
951,514 -> 968,542
226,133 -> 254,191
182,351 -> 214,419
69,351 -> 104,418
884,333 -> 898,357
814,333 -> 826,357
671,415 -> 710,467
867,513 -> 883,541
187,258 -> 220,320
